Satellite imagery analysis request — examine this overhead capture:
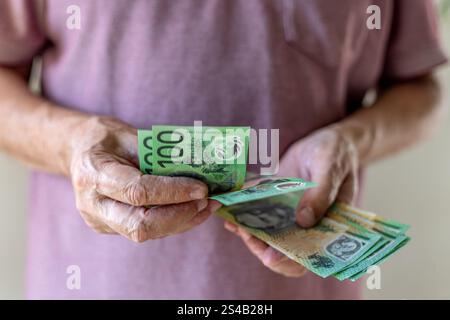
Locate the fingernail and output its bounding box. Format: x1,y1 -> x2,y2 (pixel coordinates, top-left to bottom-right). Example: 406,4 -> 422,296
209,201 -> 222,213
197,199 -> 208,211
190,188 -> 207,200
298,207 -> 316,228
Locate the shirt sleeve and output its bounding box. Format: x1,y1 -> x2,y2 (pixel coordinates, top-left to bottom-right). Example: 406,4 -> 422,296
0,0 -> 46,67
383,0 -> 448,80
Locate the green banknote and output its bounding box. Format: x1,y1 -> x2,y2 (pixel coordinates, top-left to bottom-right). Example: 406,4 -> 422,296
334,202 -> 410,235
328,204 -> 410,281
327,213 -> 388,269
349,237 -> 411,281
138,126 -> 250,193
137,129 -> 153,175
210,177 -> 317,205
216,193 -> 382,278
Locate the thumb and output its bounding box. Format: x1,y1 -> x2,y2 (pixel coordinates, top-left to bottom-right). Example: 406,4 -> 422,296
296,174 -> 340,228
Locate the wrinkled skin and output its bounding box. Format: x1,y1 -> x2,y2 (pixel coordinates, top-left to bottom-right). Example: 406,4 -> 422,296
69,117 -> 220,242
224,127 -> 359,277
281,128 -> 359,227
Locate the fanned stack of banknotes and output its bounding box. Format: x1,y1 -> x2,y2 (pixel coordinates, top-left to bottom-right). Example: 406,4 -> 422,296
138,125 -> 410,281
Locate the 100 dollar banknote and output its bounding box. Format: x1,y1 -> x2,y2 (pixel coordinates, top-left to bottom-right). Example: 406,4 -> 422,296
138,126 -> 249,193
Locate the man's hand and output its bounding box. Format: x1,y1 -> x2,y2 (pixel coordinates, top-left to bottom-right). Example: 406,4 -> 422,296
69,116 -> 219,242
0,68 -> 221,243
224,126 -> 359,277
279,127 -> 359,228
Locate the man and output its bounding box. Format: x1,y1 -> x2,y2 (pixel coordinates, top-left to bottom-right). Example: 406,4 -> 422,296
0,0 -> 446,299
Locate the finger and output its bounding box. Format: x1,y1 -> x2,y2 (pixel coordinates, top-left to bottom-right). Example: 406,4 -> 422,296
174,200 -> 222,234
144,199 -> 213,236
236,227 -> 268,257
224,221 -> 239,234
93,157 -> 208,206
96,197 -> 209,242
236,228 -> 285,267
263,248 -> 307,277
296,170 -> 343,228
234,227 -> 306,277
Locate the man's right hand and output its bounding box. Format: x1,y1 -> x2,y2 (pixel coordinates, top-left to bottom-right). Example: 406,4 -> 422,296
69,116 -> 219,242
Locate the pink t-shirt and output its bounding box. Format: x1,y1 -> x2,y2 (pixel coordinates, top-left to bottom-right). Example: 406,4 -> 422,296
0,0 -> 447,299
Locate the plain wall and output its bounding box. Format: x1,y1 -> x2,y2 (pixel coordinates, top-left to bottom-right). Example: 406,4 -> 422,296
362,16 -> 450,298
0,11 -> 449,301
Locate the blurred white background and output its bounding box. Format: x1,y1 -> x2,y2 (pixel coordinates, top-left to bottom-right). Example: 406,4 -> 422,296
0,5 -> 449,300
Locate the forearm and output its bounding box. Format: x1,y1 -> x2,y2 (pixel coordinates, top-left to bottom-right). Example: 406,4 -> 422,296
333,75 -> 444,165
0,66 -> 89,175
